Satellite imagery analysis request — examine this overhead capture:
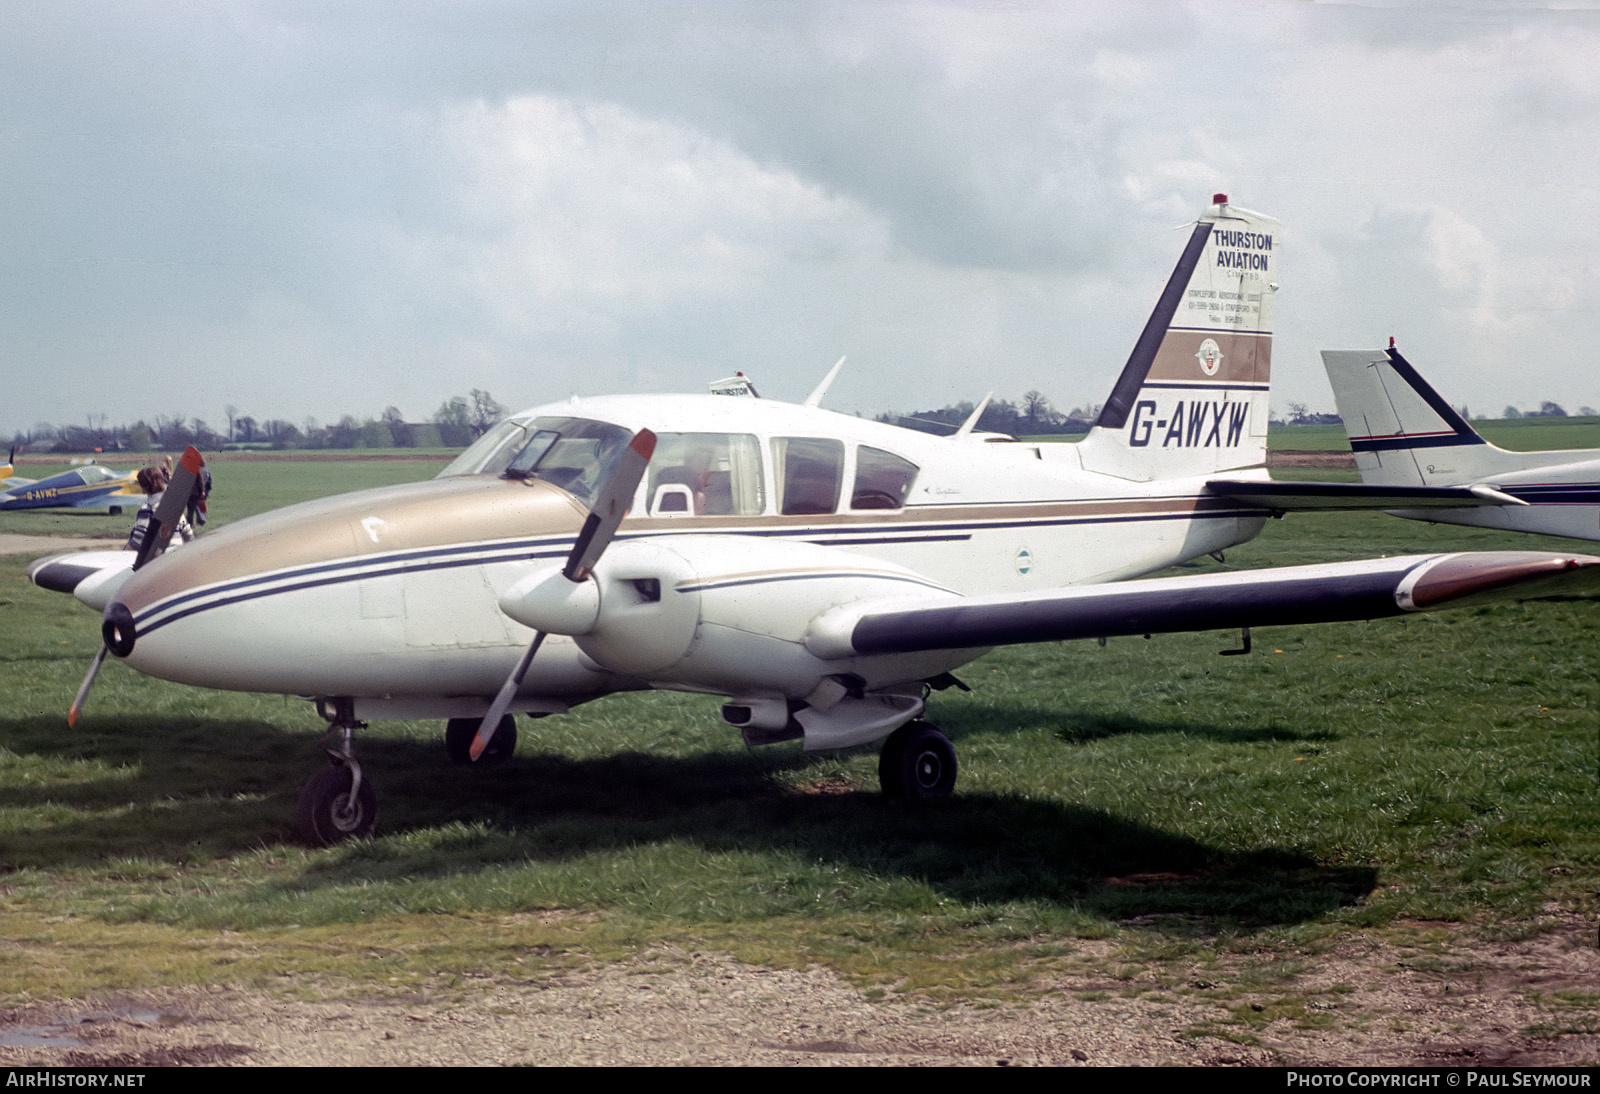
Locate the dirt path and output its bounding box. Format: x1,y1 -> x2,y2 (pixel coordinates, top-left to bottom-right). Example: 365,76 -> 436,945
2,916 -> 1595,1066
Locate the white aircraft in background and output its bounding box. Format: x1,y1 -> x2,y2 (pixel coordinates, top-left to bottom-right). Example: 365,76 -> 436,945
1322,342 -> 1600,541
29,196 -> 1600,845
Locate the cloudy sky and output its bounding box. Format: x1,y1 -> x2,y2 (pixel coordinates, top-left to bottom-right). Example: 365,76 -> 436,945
3,0 -> 1597,438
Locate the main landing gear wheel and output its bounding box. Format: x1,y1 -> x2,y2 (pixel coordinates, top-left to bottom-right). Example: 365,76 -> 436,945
445,715 -> 517,765
298,766 -> 378,846
878,721 -> 957,802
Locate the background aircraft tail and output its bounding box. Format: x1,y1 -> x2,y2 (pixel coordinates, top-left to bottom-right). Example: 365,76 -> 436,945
1322,344 -> 1493,487
1324,344 -> 1600,540
1076,195 -> 1278,481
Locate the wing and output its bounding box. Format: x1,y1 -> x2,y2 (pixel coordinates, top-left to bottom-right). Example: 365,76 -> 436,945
65,486 -> 139,509
805,551 -> 1600,658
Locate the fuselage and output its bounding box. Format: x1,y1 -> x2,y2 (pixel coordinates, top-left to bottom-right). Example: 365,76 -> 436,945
1384,451 -> 1600,541
100,394 -> 1269,715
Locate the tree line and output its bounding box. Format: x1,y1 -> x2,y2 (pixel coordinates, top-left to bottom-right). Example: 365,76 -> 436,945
879,390 -> 1097,437
9,390 -> 509,455
14,386 -> 1598,456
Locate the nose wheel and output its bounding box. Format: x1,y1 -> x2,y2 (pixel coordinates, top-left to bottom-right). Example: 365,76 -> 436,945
298,765 -> 378,845
299,705 -> 377,845
878,720 -> 957,802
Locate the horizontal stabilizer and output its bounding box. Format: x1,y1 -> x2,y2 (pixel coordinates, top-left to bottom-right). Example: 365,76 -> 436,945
1205,479 -> 1525,511
807,551 -> 1600,658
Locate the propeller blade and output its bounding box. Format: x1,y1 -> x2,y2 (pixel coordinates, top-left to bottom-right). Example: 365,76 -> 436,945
563,429 -> 656,581
473,427 -> 657,760
71,447 -> 205,725
471,631 -> 547,760
68,645 -> 109,728
132,446 -> 206,571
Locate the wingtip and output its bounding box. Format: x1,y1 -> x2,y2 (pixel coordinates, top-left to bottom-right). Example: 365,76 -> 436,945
1402,551 -> 1600,610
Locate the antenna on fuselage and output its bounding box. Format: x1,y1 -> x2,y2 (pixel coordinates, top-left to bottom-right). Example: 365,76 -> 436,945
802,355 -> 847,409
952,393 -> 993,438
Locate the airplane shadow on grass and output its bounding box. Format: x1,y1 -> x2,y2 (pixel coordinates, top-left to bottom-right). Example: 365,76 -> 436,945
0,709 -> 1375,933
925,698 -> 1344,747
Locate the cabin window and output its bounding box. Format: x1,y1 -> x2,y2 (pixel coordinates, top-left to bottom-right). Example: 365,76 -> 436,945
647,433 -> 764,516
850,447 -> 919,510
772,437 -> 844,515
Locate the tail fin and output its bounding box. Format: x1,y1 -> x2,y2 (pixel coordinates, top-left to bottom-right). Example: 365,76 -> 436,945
1077,195 -> 1279,481
1322,343 -> 1488,487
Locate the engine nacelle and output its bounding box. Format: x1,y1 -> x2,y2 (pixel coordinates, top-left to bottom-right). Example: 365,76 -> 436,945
575,535 -> 979,700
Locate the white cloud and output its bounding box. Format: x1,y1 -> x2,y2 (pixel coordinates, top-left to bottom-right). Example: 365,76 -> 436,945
434,95 -> 887,329
3,1 -> 1600,430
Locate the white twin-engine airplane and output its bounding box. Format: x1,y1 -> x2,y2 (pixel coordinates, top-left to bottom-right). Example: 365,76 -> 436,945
1322,342 -> 1600,542
29,195 -> 1600,845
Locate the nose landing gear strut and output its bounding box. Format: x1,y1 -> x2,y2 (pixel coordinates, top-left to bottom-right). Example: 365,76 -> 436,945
299,698 -> 378,846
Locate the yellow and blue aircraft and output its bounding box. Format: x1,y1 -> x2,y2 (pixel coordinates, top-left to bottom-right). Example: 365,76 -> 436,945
1,449 -> 141,513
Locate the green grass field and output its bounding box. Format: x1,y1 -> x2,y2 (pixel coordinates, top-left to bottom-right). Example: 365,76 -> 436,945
1,454 -> 450,539
1266,416 -> 1600,452
0,457 -> 1595,1005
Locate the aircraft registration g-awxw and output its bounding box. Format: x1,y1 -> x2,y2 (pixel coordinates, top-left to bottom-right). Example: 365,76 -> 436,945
29,196 -> 1600,845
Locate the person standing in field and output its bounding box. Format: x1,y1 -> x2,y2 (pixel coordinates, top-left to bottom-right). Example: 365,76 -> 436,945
125,458 -> 196,553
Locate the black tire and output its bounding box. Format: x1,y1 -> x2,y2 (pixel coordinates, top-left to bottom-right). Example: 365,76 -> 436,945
878,721 -> 957,801
297,766 -> 378,846
108,505 -> 123,516
444,715 -> 517,765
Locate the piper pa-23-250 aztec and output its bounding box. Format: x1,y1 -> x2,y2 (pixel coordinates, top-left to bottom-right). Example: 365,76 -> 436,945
29,195 -> 1600,845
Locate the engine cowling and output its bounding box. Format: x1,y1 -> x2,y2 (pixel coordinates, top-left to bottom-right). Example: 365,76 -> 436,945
563,535 -> 979,700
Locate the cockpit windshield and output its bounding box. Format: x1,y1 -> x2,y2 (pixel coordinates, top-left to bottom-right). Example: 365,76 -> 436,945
437,416 -> 636,511
77,465 -> 122,485
437,419 -> 531,478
